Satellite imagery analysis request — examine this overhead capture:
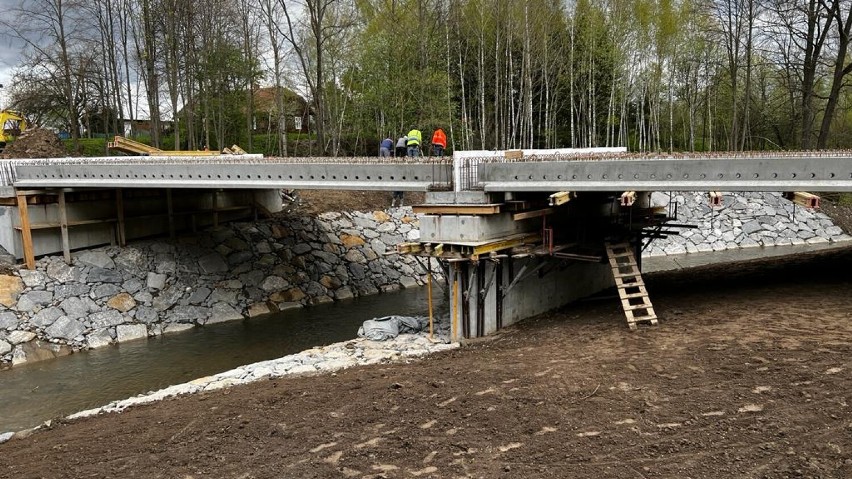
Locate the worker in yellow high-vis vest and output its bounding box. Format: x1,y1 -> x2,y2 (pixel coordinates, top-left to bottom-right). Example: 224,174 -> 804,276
406,128 -> 422,157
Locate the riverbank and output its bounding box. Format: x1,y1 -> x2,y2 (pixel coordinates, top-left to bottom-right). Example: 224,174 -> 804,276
0,207 -> 438,367
1,247 -> 850,478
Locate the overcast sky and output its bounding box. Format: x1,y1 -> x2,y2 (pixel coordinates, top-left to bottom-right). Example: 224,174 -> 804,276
0,15 -> 25,109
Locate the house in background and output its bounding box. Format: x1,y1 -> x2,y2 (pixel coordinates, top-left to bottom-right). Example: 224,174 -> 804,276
252,86 -> 312,134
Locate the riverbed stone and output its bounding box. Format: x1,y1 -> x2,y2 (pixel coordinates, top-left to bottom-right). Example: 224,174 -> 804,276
13,340 -> 72,365
76,251 -> 115,269
86,329 -> 113,349
168,305 -> 209,324
7,330 -> 35,344
116,324 -> 148,343
19,270 -> 47,288
0,275 -> 23,307
89,310 -> 126,329
60,297 -> 89,320
146,272 -> 167,291
399,276 -> 419,289
239,270 -> 265,288
86,267 -> 123,284
335,286 -> 355,301
198,253 -> 228,274
46,317 -> 85,341
0,312 -> 18,330
344,249 -> 366,264
54,282 -> 90,299
16,290 -> 53,312
163,323 -> 194,334
46,262 -> 79,283
349,263 -> 367,280
134,306 -> 158,324
261,275 -> 289,292
280,288 -> 306,303
155,257 -> 176,275
320,275 -> 342,289
218,279 -> 242,289
292,243 -> 312,255
107,293 -> 136,312
228,250 -> 254,266
30,307 -> 63,328
0,339 -> 11,355
248,302 -> 272,318
208,302 -> 243,324
91,283 -> 122,299
153,285 -> 184,312
188,287 -> 211,305
340,234 -> 365,248
114,247 -> 148,272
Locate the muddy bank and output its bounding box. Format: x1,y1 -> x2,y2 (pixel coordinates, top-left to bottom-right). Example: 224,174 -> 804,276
1,248 -> 850,478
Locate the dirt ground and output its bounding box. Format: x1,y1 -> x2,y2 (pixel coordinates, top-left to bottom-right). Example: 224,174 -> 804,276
1,247 -> 851,478
0,128 -> 67,159
295,190 -> 426,215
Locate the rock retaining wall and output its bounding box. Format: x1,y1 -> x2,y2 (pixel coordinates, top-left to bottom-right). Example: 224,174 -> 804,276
0,208 -> 436,366
645,192 -> 852,256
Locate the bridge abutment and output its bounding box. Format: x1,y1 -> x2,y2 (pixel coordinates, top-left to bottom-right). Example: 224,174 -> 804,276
447,257 -> 612,340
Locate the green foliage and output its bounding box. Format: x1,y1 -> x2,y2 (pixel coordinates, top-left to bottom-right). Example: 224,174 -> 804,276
65,138 -> 109,157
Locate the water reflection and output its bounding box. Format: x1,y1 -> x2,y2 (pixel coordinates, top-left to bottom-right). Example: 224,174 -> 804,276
0,287 -> 445,432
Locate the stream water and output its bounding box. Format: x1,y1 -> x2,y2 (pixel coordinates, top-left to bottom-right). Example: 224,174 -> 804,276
0,286 -> 445,432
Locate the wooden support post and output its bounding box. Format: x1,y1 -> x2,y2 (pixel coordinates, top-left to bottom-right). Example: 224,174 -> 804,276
212,190 -> 219,228
115,189 -> 126,246
16,193 -> 35,269
427,259 -> 434,341
57,190 -> 71,263
451,263 -> 460,342
166,188 -> 175,239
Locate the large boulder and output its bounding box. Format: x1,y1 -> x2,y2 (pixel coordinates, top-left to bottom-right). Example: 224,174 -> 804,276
30,307 -> 63,328
45,317 -> 85,341
16,291 -> 53,312
107,293 -> 136,313
207,303 -> 243,324
76,251 -> 115,269
116,324 -> 147,343
0,275 -> 23,307
0,311 -> 19,330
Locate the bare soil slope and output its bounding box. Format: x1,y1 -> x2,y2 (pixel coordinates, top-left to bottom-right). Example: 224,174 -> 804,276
1,248 -> 851,478
0,128 -> 66,159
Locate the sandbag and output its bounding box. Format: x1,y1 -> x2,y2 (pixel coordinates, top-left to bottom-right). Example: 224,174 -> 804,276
357,315 -> 429,341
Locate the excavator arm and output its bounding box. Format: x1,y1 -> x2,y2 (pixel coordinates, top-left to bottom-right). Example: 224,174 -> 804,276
0,110 -> 28,152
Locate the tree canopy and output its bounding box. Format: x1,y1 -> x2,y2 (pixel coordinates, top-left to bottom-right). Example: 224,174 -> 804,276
4,0 -> 852,155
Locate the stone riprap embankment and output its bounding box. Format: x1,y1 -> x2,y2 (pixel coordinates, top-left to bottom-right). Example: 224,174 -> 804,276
0,208 -> 437,366
0,332 -> 457,442
645,192 -> 852,257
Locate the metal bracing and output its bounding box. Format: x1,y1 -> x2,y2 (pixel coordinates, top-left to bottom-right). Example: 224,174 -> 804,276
478,156 -> 852,192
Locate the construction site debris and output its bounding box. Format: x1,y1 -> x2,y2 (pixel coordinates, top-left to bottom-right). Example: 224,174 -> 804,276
0,129 -> 67,159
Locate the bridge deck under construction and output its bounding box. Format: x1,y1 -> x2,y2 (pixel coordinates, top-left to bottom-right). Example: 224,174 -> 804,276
2,150 -> 852,191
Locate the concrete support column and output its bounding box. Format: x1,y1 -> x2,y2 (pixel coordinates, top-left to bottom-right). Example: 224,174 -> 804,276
448,256 -> 614,341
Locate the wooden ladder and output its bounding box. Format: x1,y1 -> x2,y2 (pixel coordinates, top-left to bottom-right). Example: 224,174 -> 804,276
605,242 -> 658,330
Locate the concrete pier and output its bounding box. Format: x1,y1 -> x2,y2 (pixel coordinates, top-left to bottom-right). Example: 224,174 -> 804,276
448,257 -> 612,339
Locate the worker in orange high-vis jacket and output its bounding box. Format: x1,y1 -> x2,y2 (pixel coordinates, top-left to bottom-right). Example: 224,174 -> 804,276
431,128 -> 447,157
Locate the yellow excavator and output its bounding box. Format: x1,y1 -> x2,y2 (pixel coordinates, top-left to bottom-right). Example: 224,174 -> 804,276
0,110 -> 28,153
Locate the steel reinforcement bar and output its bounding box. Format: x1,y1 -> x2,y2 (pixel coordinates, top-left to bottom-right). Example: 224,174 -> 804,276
477,154 -> 852,192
